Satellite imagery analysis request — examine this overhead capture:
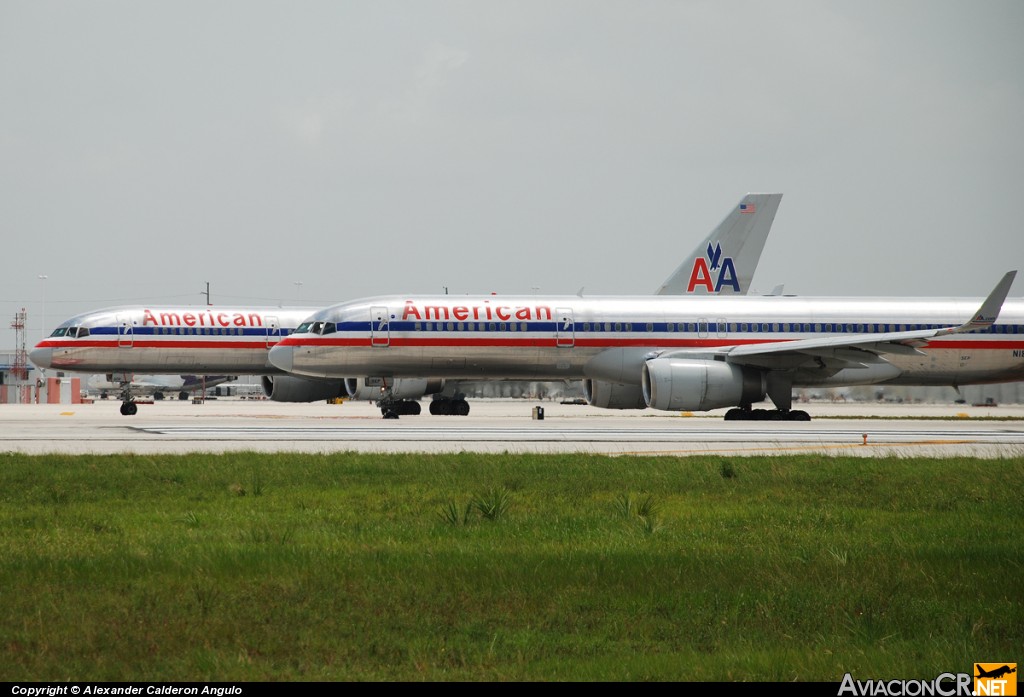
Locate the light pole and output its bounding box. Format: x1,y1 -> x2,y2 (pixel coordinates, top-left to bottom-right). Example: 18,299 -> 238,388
37,274 -> 48,341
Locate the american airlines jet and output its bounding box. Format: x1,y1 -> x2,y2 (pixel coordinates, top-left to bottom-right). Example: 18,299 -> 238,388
29,193 -> 783,416
88,373 -> 237,401
267,272 -> 1023,420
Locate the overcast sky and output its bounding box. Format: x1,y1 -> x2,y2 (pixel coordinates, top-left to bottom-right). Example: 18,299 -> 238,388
2,0 -> 1023,349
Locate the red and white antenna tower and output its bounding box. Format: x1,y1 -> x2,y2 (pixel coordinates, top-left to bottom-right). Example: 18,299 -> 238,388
10,308 -> 28,381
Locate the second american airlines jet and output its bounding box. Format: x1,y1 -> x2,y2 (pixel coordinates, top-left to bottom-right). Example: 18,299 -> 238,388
268,271 -> 1023,420
29,193 -> 783,415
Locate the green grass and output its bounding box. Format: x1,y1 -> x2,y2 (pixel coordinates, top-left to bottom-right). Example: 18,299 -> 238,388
0,452 -> 1020,681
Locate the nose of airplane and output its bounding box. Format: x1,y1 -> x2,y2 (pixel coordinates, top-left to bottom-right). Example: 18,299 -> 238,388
268,344 -> 293,372
29,347 -> 52,369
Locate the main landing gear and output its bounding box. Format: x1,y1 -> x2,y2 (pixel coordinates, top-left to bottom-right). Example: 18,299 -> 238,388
428,397 -> 470,416
725,377 -> 811,421
724,406 -> 810,421
378,396 -> 472,419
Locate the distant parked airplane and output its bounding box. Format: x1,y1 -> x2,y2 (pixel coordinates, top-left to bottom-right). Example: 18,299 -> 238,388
87,374 -> 236,401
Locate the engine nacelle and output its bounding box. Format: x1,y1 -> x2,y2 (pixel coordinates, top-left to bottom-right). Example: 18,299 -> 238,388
642,358 -> 766,412
344,377 -> 445,402
582,379 -> 647,410
261,375 -> 346,403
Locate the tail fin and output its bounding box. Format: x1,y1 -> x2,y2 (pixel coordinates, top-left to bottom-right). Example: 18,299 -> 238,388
655,192 -> 783,295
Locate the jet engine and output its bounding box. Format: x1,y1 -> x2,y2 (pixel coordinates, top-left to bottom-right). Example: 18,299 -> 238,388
642,358 -> 766,411
261,375 -> 346,402
344,377 -> 446,401
582,379 -> 647,410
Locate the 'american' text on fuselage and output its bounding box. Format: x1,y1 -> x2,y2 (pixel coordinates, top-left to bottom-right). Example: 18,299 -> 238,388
401,301 -> 553,322
141,310 -> 267,328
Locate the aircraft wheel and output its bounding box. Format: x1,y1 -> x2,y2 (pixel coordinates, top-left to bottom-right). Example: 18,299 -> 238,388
154,392 -> 164,401
789,410 -> 811,421
179,391 -> 189,401
382,410 -> 399,420
120,402 -> 138,416
409,401 -> 422,416
454,399 -> 470,416
429,400 -> 447,415
724,408 -> 744,421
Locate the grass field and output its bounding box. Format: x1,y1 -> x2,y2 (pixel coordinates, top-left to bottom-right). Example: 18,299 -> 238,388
0,451 -> 1020,681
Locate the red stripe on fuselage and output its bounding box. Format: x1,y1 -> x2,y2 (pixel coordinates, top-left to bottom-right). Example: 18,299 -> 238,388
36,340 -> 275,350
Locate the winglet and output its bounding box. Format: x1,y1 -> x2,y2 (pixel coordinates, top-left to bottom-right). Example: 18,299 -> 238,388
946,270 -> 1017,334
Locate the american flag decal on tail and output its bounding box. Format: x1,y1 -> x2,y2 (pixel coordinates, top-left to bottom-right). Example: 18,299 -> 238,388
739,203 -> 756,214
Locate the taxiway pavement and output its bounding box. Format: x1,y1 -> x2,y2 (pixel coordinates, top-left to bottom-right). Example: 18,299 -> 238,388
1,398 -> 1022,457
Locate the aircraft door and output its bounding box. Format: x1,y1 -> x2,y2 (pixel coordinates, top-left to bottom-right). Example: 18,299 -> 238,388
116,315 -> 134,347
266,316 -> 280,348
556,307 -> 574,348
371,306 -> 390,347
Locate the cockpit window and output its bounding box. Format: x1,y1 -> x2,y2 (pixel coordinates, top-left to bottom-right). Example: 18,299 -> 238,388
296,322 -> 313,334
322,322 -> 336,335
50,327 -> 68,338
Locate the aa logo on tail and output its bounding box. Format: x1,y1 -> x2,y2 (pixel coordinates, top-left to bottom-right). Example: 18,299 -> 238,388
686,241 -> 739,293
974,663 -> 1017,696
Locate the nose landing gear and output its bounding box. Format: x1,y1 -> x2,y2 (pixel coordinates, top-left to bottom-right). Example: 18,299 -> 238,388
112,373 -> 138,416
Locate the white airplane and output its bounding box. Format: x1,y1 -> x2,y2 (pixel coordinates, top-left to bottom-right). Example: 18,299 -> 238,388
87,373 -> 237,401
267,271 -> 1023,420
28,193 -> 784,416
31,307 -> 323,414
